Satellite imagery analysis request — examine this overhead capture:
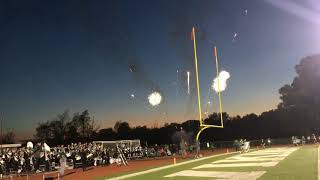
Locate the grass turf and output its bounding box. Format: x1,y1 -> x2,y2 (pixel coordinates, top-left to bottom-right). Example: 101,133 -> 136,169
101,146 -> 318,180
259,145 -> 317,180
97,153 -> 235,180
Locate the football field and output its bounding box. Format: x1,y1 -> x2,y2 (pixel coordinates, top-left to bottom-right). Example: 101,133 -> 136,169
104,145 -> 318,180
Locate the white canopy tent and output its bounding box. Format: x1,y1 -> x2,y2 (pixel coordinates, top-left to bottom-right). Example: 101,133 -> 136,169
0,143 -> 21,149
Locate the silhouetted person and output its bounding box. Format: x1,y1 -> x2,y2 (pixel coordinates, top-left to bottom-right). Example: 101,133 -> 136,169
80,149 -> 87,171
267,138 -> 272,147
196,140 -> 201,158
102,149 -> 110,166
261,139 -> 265,148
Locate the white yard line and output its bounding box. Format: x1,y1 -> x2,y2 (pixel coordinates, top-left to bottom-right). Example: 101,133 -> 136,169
164,170 -> 266,179
192,162 -> 278,169
318,145 -> 320,180
167,147 -> 297,179
106,152 -> 236,180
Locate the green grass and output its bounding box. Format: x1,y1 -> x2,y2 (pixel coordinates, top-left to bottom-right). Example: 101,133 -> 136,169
96,164 -> 168,180
259,146 -> 317,180
97,153 -> 235,180
125,154 -> 234,180
100,146 -> 318,180
95,162 -> 177,180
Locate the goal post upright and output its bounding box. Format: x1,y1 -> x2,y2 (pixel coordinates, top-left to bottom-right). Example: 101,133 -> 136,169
192,27 -> 224,141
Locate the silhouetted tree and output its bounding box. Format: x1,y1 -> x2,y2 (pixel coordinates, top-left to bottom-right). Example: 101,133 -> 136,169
131,126 -> 148,143
117,121 -> 131,139
1,130 -> 16,144
113,120 -> 122,133
203,112 -> 230,126
65,114 -> 80,143
278,55 -> 320,134
35,121 -> 52,142
35,110 -> 98,145
97,128 -> 117,140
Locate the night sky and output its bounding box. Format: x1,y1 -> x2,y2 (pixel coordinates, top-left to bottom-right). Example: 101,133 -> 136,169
1,0 -> 320,139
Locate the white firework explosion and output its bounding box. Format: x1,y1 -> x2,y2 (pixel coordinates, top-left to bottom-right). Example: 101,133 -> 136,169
148,91 -> 162,106
212,70 -> 231,93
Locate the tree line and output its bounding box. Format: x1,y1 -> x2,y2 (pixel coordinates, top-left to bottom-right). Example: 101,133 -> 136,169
33,55 -> 320,146
0,130 -> 16,144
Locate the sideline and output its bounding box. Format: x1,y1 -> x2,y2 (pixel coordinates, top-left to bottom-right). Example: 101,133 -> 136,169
106,151 -> 237,180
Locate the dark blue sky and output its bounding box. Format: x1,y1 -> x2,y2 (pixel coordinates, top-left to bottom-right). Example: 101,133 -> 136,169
1,0 -> 320,139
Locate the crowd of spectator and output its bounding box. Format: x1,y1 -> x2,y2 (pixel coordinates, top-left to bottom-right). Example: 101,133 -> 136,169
0,142 -> 113,178
0,141 -> 189,178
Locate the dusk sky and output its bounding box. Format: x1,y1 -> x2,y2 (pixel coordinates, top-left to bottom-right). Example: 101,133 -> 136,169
1,0 -> 320,139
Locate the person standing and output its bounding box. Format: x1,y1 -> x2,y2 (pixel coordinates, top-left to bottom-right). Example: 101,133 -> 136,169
261,139 -> 265,148
210,142 -> 215,151
307,136 -> 311,144
302,136 -> 306,145
267,138 -> 272,147
233,140 -> 239,152
196,140 -> 201,158
312,134 -> 317,144
80,147 -> 87,171
0,156 -> 4,179
59,149 -> 67,177
180,139 -> 186,158
101,148 -> 110,166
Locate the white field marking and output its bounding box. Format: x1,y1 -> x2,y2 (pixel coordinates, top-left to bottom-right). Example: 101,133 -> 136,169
190,147 -> 298,170
241,153 -> 292,157
249,150 -> 290,153
243,150 -> 297,156
247,152 -> 290,155
252,148 -> 290,151
192,161 -> 278,169
248,148 -> 295,154
318,146 -> 320,180
242,154 -> 290,158
247,152 -> 286,155
165,147 -> 297,179
213,157 -> 284,163
247,147 -> 296,153
106,151 -> 237,180
164,170 -> 266,179
241,153 -> 297,158
213,147 -> 297,164
235,147 -> 297,157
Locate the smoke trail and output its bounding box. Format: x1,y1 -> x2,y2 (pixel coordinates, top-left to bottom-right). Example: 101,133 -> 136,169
187,71 -> 190,94
171,128 -> 193,145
